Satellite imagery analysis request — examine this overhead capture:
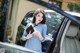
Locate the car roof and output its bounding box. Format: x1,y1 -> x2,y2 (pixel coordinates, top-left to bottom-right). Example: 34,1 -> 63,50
44,10 -> 55,12
28,10 -> 80,17
65,11 -> 80,17
44,10 -> 80,17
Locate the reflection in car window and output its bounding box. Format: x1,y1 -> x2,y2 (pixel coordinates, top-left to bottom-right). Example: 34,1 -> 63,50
45,12 -> 64,40
16,10 -> 64,52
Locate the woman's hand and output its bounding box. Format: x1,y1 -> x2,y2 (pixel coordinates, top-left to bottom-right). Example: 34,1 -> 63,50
33,30 -> 40,36
23,31 -> 32,40
33,30 -> 43,41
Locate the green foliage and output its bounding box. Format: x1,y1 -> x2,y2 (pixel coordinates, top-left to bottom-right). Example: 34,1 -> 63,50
67,3 -> 80,12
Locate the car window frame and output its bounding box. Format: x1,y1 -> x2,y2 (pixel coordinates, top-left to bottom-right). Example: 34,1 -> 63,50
47,17 -> 69,53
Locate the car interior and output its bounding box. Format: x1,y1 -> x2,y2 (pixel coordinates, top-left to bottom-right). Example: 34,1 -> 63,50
60,20 -> 80,53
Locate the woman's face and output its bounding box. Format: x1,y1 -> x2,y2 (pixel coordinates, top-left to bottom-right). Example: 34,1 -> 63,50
35,12 -> 43,24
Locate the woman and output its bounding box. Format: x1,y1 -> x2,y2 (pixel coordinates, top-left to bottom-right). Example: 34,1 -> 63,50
22,8 -> 47,53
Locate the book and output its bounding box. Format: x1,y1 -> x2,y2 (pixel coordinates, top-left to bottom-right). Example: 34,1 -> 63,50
26,25 -> 34,34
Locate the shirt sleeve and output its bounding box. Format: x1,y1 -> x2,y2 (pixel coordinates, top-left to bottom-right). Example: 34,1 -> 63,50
42,24 -> 47,42
22,23 -> 33,40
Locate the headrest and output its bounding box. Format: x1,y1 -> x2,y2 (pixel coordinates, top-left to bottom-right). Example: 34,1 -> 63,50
66,25 -> 79,37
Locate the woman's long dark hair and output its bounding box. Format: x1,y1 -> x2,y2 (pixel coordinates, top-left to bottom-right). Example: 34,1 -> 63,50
32,9 -> 46,24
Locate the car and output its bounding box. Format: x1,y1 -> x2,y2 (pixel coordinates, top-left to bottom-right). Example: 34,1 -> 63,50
0,10 -> 80,53
48,12 -> 80,53
0,0 -> 80,53
15,9 -> 80,53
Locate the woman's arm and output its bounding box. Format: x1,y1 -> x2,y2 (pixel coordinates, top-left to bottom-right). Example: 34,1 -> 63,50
33,30 -> 43,41
22,23 -> 33,41
38,33 -> 43,41
22,30 -> 33,41
33,24 -> 47,42
42,24 -> 47,42
22,31 -> 32,41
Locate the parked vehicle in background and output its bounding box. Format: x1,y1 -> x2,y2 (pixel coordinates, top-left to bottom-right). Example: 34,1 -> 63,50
16,10 -> 64,52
